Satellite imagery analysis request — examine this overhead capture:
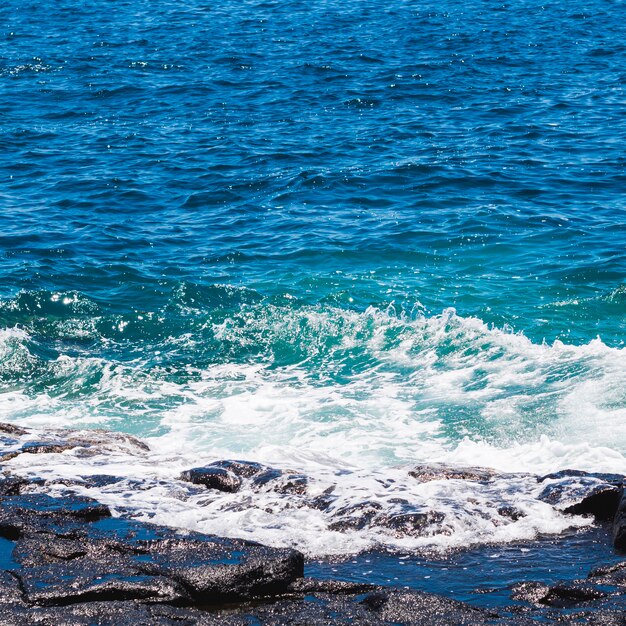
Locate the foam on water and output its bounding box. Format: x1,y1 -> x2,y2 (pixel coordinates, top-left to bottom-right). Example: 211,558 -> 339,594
1,302 -> 625,555
2,302 -> 625,458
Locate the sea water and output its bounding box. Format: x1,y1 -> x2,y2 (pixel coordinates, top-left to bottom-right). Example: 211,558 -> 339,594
1,0 -> 625,556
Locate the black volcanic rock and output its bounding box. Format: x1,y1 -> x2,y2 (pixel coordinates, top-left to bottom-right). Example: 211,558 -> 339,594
2,424 -> 626,624
512,579 -> 617,609
536,583 -> 610,608
251,468 -> 309,495
328,501 -> 383,532
16,559 -> 191,606
0,570 -> 24,605
0,493 -> 111,539
180,466 -> 242,492
378,511 -> 446,538
511,581 -> 551,604
180,461 -> 310,496
360,589 -> 501,625
564,484 -> 623,521
0,422 -> 150,464
612,492 -> 626,550
0,475 -> 30,496
0,423 -> 28,436
0,600 -> 213,626
3,494 -> 303,609
536,470 -> 625,526
588,561 -> 626,586
209,459 -> 267,478
537,470 -> 625,485
409,463 -> 502,483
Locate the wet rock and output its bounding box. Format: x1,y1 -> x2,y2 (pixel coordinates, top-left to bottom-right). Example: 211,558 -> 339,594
378,511 -> 446,538
64,429 -> 151,453
0,424 -> 151,463
0,600 -> 212,626
250,468 -> 283,488
563,484 -> 623,521
16,559 -> 191,606
538,470 -> 625,485
537,472 -> 625,526
512,579 -> 612,608
497,505 -> 526,521
511,581 -> 551,603
0,422 -> 28,436
588,561 -> 626,587
1,440 -> 79,462
179,461 -> 308,496
288,577 -> 380,594
309,486 -> 337,511
0,494 -> 111,538
360,589 -> 500,625
328,501 -> 383,532
138,535 -> 304,603
21,440 -> 77,455
0,570 -> 24,605
78,474 -> 128,488
409,463 -> 501,483
537,583 -> 610,608
0,475 -> 30,496
180,466 -> 242,493
251,468 -> 308,495
209,459 -> 266,478
613,492 -> 626,550
8,507 -> 304,607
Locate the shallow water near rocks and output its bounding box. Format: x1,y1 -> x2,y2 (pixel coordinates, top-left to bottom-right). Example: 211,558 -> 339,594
309,526 -> 624,609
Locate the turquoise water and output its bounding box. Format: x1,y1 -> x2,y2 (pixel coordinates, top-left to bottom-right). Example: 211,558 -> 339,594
1,0 -> 625,553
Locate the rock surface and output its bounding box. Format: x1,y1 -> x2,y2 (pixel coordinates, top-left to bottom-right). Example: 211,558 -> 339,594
0,422 -> 626,624
612,491 -> 626,550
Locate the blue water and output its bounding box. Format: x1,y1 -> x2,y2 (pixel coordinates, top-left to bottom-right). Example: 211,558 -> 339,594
1,0 -> 625,557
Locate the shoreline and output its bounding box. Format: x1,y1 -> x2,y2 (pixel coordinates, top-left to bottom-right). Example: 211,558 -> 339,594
0,422 -> 625,623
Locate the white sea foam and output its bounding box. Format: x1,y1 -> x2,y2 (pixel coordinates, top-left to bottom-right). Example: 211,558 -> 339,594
1,306 -> 625,555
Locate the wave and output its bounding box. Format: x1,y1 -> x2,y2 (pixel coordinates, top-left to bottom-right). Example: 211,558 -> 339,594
1,288 -> 625,459
1,288 -> 625,554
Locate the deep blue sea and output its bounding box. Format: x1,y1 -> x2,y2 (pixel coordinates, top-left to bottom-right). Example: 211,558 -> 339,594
1,0 -> 625,560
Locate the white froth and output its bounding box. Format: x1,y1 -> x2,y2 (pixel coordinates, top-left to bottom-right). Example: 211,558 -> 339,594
1,307 -> 626,555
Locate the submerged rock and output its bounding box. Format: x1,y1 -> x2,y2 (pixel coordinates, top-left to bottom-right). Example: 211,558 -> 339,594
588,561 -> 626,586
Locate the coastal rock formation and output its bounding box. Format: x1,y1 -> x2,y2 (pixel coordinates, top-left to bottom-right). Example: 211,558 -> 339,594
0,482 -> 514,625
612,491 -> 626,550
180,461 -> 309,496
409,463 -> 507,483
2,420 -> 626,549
0,429 -> 624,623
0,421 -> 149,463
179,466 -> 243,493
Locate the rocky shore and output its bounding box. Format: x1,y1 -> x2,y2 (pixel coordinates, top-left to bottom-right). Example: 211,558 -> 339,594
1,422 -> 625,624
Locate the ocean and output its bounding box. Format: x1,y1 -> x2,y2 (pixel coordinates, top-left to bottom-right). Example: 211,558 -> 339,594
1,0 -> 625,566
